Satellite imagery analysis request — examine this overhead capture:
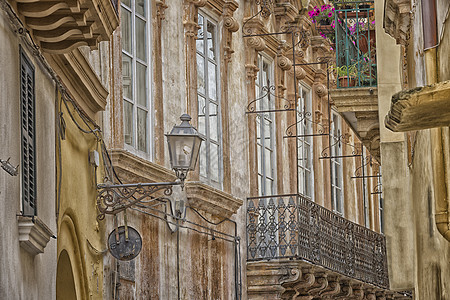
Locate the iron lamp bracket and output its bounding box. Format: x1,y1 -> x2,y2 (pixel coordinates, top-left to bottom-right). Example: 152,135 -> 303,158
96,180 -> 182,221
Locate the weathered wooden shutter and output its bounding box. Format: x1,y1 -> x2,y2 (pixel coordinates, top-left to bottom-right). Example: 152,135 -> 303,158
20,49 -> 36,216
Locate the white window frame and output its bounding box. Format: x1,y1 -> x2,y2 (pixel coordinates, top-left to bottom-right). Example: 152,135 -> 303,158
196,11 -> 223,188
121,0 -> 153,160
297,84 -> 314,200
256,54 -> 276,196
331,111 -> 344,214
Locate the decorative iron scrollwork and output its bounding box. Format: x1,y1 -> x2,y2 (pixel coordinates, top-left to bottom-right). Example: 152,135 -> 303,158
320,134 -> 361,159
246,85 -> 294,113
242,1 -> 274,36
351,155 -> 381,179
96,182 -> 177,220
284,110 -> 327,138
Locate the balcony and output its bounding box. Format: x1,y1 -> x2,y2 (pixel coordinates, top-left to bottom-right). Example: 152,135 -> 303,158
9,0 -> 119,53
246,194 -> 412,299
324,1 -> 380,161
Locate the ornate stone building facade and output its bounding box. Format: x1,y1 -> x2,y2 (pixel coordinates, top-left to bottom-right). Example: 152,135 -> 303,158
0,0 -> 439,299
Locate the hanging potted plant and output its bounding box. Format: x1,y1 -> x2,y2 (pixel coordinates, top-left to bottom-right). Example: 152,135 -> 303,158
309,5 -> 338,42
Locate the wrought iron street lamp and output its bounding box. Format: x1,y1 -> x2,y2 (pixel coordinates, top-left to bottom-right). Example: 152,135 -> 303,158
166,114 -> 204,183
96,114 -> 203,220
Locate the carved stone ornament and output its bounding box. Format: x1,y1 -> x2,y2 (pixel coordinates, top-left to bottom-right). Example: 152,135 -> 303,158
156,0 -> 169,20
295,67 -> 306,80
277,54 -> 293,71
224,16 -> 239,32
247,36 -> 266,51
314,83 -> 327,97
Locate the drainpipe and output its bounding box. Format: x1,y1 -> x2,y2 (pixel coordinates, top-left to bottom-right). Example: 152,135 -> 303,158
421,0 -> 450,241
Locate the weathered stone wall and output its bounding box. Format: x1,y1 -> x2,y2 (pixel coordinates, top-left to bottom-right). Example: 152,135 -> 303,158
380,0 -> 450,298
0,9 -> 57,300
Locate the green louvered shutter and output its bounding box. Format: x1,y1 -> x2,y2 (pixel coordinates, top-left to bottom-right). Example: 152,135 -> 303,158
20,49 -> 36,217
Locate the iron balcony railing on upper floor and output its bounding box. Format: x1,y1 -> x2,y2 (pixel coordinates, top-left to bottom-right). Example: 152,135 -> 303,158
246,194 -> 389,289
333,1 -> 377,88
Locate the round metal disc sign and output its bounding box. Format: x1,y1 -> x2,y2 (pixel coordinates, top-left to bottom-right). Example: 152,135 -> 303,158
108,226 -> 142,261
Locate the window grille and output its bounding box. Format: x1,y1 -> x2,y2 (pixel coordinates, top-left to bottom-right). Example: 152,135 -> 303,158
20,49 -> 36,217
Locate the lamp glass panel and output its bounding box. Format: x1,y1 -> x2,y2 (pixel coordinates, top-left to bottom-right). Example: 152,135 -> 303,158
168,136 -> 195,169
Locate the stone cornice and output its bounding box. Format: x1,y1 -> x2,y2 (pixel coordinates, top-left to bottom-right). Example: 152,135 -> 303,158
385,80 -> 450,131
45,49 -> 109,118
384,0 -> 412,45
109,149 -> 176,183
10,0 -> 119,53
185,182 -> 243,217
330,87 -> 378,112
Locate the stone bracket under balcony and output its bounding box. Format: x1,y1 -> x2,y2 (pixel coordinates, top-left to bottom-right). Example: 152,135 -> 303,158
18,216 -> 54,256
9,0 -> 119,53
330,87 -> 380,161
385,80 -> 450,132
247,261 -> 413,300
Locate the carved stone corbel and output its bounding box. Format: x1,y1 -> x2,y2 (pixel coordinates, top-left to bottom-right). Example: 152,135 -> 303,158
155,0 -> 168,21
351,284 -> 365,299
335,280 -> 353,299
277,53 -> 293,71
247,36 -> 267,52
306,275 -> 328,296
222,1 -> 239,63
314,83 -> 327,98
293,272 -> 315,292
279,267 -> 301,285
319,277 -> 340,298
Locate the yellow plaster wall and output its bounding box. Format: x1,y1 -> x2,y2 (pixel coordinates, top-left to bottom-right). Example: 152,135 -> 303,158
56,93 -> 106,300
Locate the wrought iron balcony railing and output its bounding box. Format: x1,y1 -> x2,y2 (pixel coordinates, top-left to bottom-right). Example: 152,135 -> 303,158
333,2 -> 377,88
246,194 -> 389,289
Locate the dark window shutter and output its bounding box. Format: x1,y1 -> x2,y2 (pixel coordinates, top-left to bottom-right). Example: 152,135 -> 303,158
20,49 -> 36,217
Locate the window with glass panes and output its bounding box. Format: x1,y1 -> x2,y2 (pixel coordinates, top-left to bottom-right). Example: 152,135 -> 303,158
297,85 -> 313,200
331,112 -> 343,213
196,12 -> 222,186
121,0 -> 151,155
256,55 -> 275,196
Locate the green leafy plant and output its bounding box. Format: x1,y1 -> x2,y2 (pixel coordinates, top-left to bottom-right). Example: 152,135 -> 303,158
335,64 -> 358,78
